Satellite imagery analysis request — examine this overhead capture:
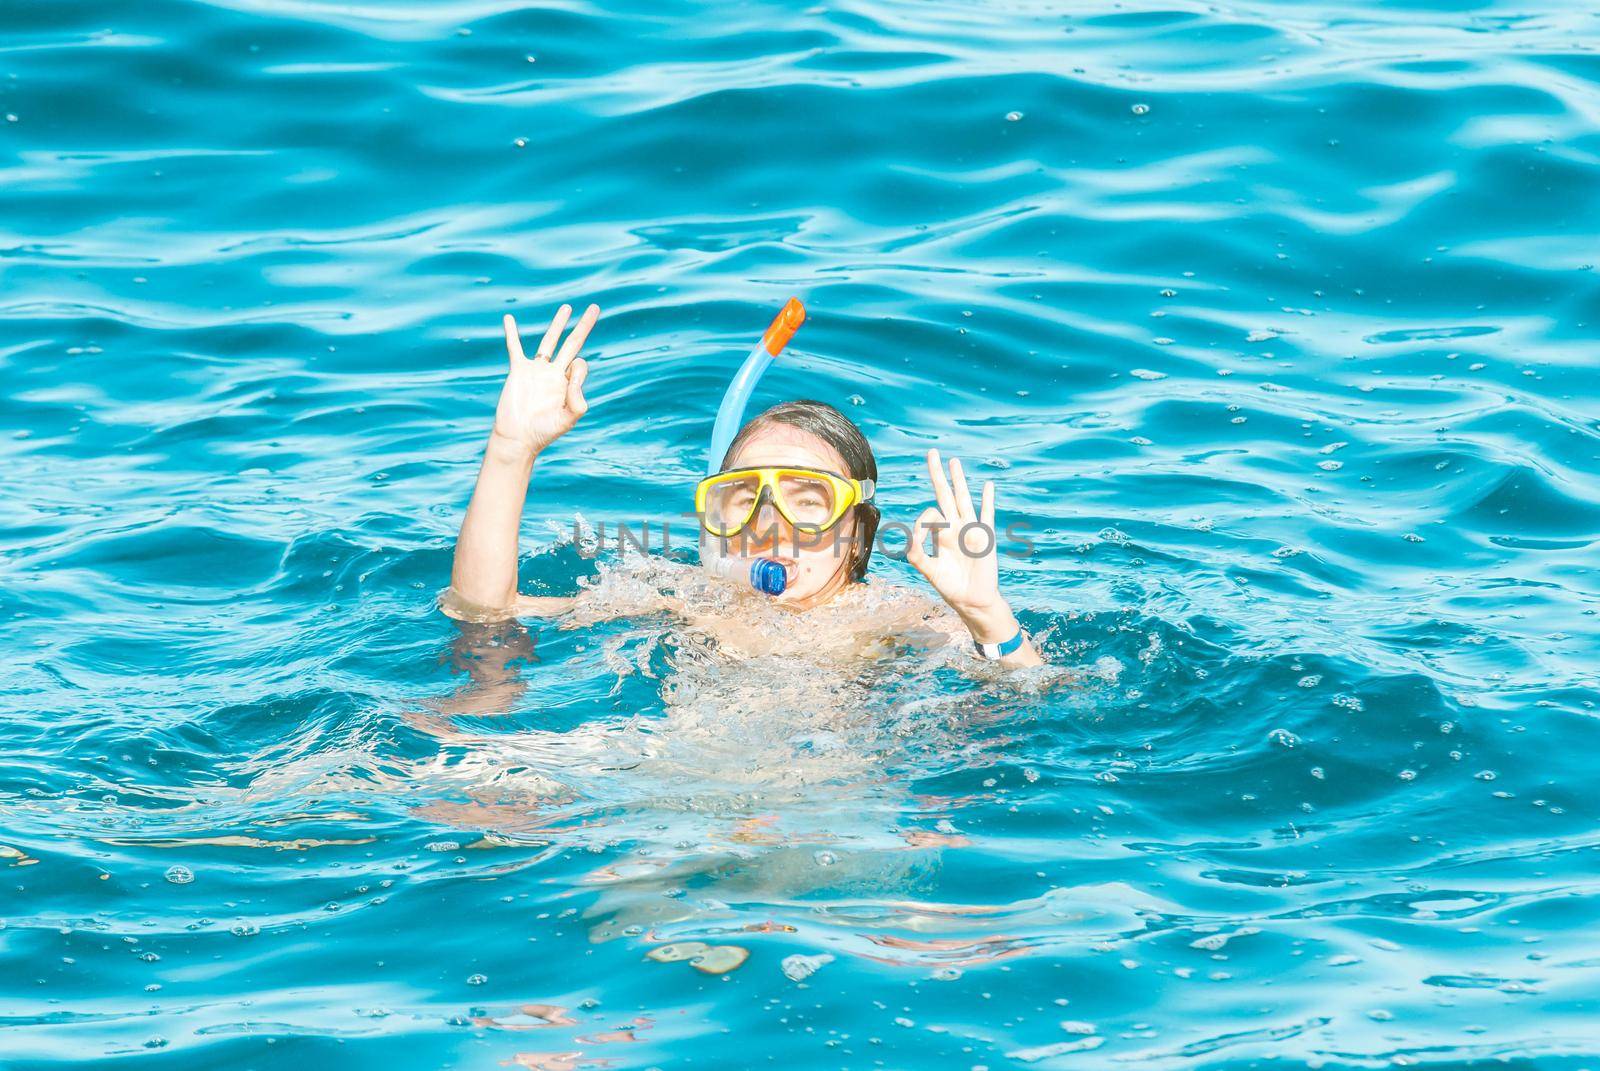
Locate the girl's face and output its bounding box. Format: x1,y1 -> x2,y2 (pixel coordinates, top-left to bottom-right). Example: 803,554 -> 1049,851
717,424 -> 861,608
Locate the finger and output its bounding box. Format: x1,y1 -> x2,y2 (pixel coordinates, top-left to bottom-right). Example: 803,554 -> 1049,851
925,448 -> 958,519
905,512 -> 927,566
502,314 -> 526,366
564,357 -> 589,417
554,303 -> 600,371
906,506 -> 942,567
535,304 -> 572,361
980,479 -> 995,530
948,457 -> 976,523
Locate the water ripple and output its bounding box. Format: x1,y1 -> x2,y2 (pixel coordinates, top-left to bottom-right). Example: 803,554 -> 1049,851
3,0 -> 1599,1066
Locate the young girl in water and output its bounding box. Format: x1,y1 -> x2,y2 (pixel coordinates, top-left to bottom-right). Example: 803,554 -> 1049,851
444,303 -> 1043,668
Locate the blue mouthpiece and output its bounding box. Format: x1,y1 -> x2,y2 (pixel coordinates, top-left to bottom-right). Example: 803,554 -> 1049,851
749,558 -> 789,596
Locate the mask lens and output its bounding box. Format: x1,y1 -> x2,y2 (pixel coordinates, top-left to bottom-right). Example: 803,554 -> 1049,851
704,473 -> 761,534
777,472 -> 839,529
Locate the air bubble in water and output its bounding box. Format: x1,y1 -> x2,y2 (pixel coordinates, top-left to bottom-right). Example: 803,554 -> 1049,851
1131,103 -> 1150,115
781,953 -> 834,982
164,866 -> 193,885
1006,111 -> 1024,122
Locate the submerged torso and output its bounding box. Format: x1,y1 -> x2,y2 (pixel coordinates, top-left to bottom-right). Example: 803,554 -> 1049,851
567,555 -> 974,664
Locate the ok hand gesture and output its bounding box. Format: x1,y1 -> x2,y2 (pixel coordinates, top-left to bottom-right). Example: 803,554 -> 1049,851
493,303 -> 600,454
906,448 -> 1041,666
907,449 -> 1001,614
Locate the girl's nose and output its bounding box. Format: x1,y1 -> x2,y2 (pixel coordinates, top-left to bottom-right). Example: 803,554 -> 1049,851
753,499 -> 784,536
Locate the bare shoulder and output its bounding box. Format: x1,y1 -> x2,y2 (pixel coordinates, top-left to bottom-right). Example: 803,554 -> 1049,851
842,579 -> 969,649
511,594 -> 581,618
437,587 -> 608,624
438,585 -> 614,624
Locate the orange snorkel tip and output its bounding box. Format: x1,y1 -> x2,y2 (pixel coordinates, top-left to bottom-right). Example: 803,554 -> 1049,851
707,296 -> 807,476
760,297 -> 806,357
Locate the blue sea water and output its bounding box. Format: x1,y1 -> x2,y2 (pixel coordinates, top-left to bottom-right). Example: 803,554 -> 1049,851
3,0 -> 1600,1066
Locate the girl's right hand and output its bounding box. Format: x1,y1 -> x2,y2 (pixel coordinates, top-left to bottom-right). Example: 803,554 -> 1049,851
493,303 -> 601,453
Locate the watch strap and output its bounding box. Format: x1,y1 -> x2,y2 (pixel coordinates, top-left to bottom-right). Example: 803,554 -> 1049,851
974,626 -> 1025,660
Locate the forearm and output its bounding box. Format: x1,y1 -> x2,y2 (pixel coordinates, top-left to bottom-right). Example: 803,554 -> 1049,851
953,597 -> 1044,668
450,430 -> 539,610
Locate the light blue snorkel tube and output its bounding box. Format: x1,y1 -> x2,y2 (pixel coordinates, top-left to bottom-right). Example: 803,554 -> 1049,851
702,298 -> 807,595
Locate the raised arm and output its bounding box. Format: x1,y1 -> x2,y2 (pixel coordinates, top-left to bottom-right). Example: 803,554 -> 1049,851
906,448 -> 1044,668
446,303 -> 600,616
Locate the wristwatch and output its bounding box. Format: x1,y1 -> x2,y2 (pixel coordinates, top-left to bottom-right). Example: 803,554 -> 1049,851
974,626 -> 1026,660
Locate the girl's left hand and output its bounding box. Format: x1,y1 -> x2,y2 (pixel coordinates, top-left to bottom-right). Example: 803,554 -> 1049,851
907,449 -> 1041,665
907,449 -> 1006,620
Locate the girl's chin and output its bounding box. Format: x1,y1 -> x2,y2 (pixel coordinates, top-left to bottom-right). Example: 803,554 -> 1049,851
773,584 -> 818,607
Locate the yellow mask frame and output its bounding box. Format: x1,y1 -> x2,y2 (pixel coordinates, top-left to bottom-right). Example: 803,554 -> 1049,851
694,465 -> 875,538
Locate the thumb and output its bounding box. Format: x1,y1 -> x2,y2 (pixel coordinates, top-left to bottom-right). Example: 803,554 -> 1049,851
565,357 -> 589,416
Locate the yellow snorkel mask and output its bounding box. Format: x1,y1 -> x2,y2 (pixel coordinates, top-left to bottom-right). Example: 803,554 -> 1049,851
695,465 -> 875,538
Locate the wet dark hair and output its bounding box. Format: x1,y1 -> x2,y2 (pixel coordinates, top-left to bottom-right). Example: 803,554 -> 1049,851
720,399 -> 880,583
